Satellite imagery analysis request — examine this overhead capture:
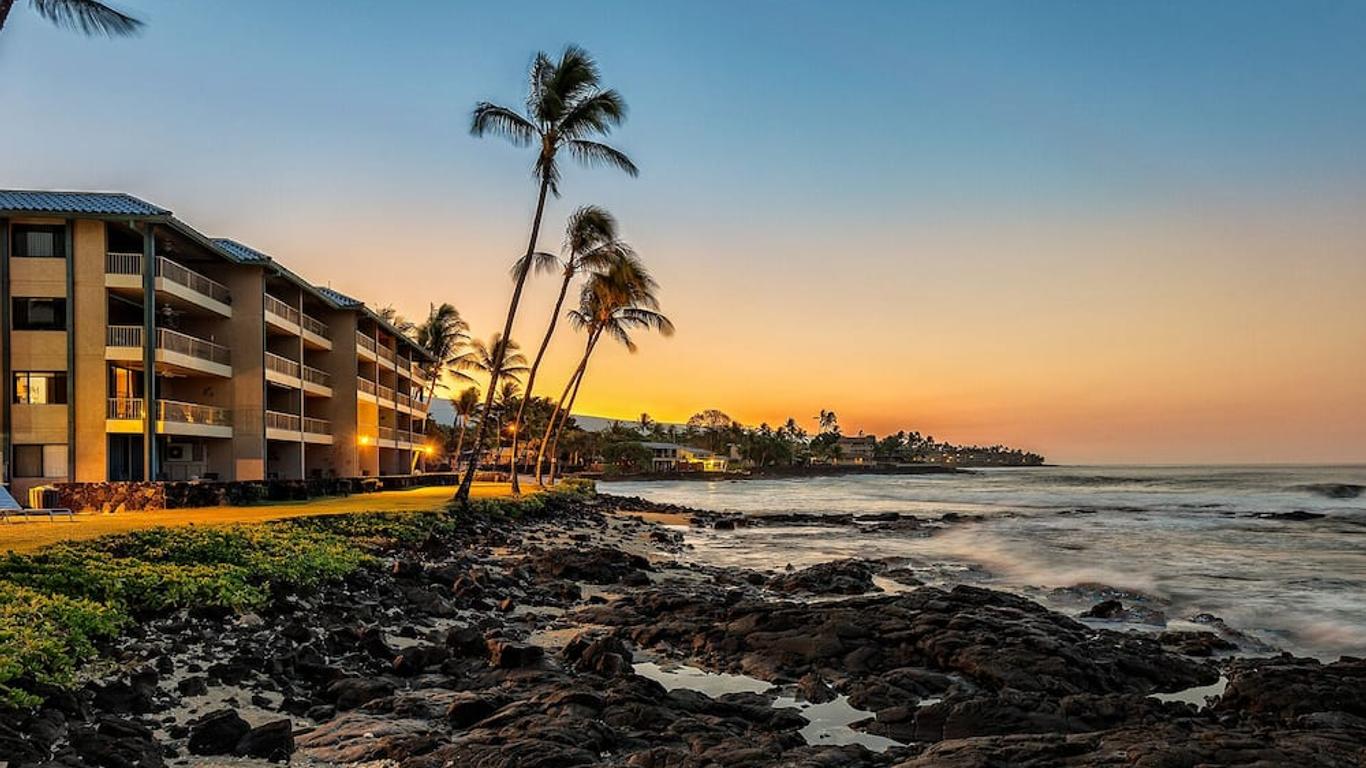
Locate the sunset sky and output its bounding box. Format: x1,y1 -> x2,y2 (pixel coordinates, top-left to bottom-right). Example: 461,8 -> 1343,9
4,1 -> 1364,463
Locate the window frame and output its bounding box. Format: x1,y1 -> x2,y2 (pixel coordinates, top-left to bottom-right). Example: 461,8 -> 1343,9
12,224 -> 67,259
13,445 -> 44,478
13,372 -> 69,405
11,297 -> 69,331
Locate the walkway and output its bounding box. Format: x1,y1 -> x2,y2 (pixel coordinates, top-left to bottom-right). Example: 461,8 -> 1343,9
0,482 -> 519,554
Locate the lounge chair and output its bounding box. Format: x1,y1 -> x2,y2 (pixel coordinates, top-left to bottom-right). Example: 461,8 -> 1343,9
0,485 -> 75,522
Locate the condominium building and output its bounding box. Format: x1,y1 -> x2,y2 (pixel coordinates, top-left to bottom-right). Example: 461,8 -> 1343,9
0,190 -> 435,497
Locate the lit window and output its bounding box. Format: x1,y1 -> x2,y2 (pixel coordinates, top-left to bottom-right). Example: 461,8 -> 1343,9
13,372 -> 68,404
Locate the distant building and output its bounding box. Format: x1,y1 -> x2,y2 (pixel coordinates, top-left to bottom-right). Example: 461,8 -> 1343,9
835,435 -> 877,464
641,441 -> 728,472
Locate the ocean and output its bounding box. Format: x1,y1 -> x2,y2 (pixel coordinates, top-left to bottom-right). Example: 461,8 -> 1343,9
601,465 -> 1366,660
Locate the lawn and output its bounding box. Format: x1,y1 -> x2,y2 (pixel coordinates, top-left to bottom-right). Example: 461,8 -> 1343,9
0,482 -> 520,554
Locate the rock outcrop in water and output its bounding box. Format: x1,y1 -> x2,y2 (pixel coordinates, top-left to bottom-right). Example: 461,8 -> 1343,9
3,493 -> 1363,767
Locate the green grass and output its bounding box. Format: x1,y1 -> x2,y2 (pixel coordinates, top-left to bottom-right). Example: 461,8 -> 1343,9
0,483 -> 594,708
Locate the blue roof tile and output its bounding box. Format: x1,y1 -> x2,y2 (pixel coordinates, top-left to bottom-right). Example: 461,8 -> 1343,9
0,190 -> 168,216
315,286 -> 363,308
211,238 -> 273,264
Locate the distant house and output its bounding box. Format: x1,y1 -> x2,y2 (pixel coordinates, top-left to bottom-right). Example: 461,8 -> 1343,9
641,442 -> 728,473
835,435 -> 877,464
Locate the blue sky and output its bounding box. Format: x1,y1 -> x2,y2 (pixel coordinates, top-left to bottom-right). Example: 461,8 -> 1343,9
3,1 -> 1364,462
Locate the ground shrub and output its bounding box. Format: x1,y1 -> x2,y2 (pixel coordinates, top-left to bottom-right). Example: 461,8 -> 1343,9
0,583 -> 125,707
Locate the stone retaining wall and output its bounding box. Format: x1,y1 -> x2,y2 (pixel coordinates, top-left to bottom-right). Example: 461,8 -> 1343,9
51,474 -> 460,512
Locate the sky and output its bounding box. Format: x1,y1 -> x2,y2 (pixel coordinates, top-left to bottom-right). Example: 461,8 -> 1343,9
3,1 -> 1364,464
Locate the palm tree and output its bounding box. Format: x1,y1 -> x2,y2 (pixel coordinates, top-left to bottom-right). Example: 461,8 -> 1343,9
451,386 -> 481,470
817,409 -> 839,434
0,0 -> 141,36
462,333 -> 530,386
457,45 -> 637,503
410,303 -> 470,471
507,205 -> 632,492
537,256 -> 673,484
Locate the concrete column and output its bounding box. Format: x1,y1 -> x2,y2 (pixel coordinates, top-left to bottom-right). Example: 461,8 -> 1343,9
1,217 -> 10,484
141,224 -> 157,480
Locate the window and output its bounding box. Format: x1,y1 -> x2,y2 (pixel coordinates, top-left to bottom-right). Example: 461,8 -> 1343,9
13,372 -> 68,404
12,225 -> 66,258
12,445 -> 67,478
12,298 -> 67,331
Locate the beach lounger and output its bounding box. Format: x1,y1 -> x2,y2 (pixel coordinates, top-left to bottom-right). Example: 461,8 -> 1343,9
0,485 -> 75,522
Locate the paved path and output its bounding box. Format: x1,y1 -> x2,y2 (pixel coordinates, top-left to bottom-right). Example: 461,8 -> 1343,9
0,483 -> 523,554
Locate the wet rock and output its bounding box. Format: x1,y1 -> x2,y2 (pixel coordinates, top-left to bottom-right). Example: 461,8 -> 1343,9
446,692 -> 501,728
326,677 -> 396,710
562,633 -> 634,677
796,672 -> 838,704
528,546 -> 653,585
1157,630 -> 1237,657
297,713 -> 442,763
1217,656 -> 1366,722
187,708 -> 249,756
68,717 -> 164,768
767,559 -> 881,595
175,676 -> 208,697
234,718 -> 293,762
1251,510 -> 1326,521
487,638 -> 544,669
392,643 -> 450,676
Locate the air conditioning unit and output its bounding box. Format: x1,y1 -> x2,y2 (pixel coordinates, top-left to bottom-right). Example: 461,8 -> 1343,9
165,442 -> 196,461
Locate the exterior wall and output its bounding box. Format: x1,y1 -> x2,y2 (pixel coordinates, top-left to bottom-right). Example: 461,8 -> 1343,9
323,311 -> 362,476
226,266 -> 267,480
73,220 -> 108,480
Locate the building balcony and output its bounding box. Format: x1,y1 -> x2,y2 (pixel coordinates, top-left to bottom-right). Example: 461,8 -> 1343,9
376,383 -> 395,407
302,416 -> 333,444
378,425 -> 397,447
106,397 -> 232,438
302,364 -> 332,397
265,351 -> 302,389
105,253 -> 233,318
301,313 -> 332,350
106,326 -> 232,378
265,410 -> 301,441
357,376 -> 377,403
377,343 -> 396,370
356,332 -> 377,361
264,295 -> 302,336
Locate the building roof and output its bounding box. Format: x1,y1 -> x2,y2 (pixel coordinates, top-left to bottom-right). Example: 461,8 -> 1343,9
315,285 -> 363,308
211,238 -> 273,264
0,190 -> 169,217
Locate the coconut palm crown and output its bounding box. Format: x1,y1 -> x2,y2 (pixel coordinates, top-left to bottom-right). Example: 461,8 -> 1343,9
0,0 -> 142,36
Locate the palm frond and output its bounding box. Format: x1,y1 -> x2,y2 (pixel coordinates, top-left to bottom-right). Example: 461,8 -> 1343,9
558,90 -> 628,139
564,139 -> 639,177
564,205 -> 618,256
470,102 -> 537,145
577,240 -> 634,274
509,250 -> 561,279
546,45 -> 602,107
31,0 -> 142,36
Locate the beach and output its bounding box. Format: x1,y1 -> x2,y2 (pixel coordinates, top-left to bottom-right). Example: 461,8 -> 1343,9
5,484 -> 1364,767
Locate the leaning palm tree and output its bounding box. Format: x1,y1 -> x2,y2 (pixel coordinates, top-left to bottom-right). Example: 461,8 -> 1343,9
537,257 -> 673,484
456,45 -> 638,503
0,0 -> 141,36
451,386 -> 481,470
507,205 -> 632,492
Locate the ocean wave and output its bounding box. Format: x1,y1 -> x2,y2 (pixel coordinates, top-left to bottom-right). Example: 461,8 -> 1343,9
1295,483 -> 1364,500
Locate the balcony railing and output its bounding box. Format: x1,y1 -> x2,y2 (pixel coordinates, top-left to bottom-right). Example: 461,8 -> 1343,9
107,326 -> 231,366
302,365 -> 332,388
396,392 -> 412,409
266,411 -> 301,431
356,332 -> 376,354
303,416 -> 332,435
106,253 -> 231,305
377,344 -> 396,363
376,384 -> 395,402
161,399 -> 231,426
107,397 -> 230,426
378,426 -> 396,442
107,398 -> 143,420
302,313 -> 331,339
265,295 -> 301,326
357,377 -> 376,396
265,352 -> 301,378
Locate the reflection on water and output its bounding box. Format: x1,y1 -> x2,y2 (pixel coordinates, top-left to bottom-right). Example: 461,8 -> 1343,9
605,466 -> 1366,659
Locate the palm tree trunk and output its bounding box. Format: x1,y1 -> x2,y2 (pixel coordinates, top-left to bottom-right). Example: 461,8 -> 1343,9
547,332 -> 599,483
535,331 -> 594,484
455,173 -> 552,503
453,418 -> 468,471
508,267 -> 574,493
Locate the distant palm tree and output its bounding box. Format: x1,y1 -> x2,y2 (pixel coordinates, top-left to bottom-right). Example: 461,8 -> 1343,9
457,45 -> 637,503
410,303 -> 470,471
817,409 -> 839,434
462,333 -> 529,386
0,0 -> 142,36
451,386 -> 481,469
507,205 -> 632,492
538,255 -> 673,483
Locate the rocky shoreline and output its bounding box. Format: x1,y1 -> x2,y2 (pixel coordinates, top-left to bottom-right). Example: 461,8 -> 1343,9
3,492 -> 1364,767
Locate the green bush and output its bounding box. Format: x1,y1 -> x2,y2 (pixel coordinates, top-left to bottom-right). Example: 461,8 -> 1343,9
0,583 -> 125,707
